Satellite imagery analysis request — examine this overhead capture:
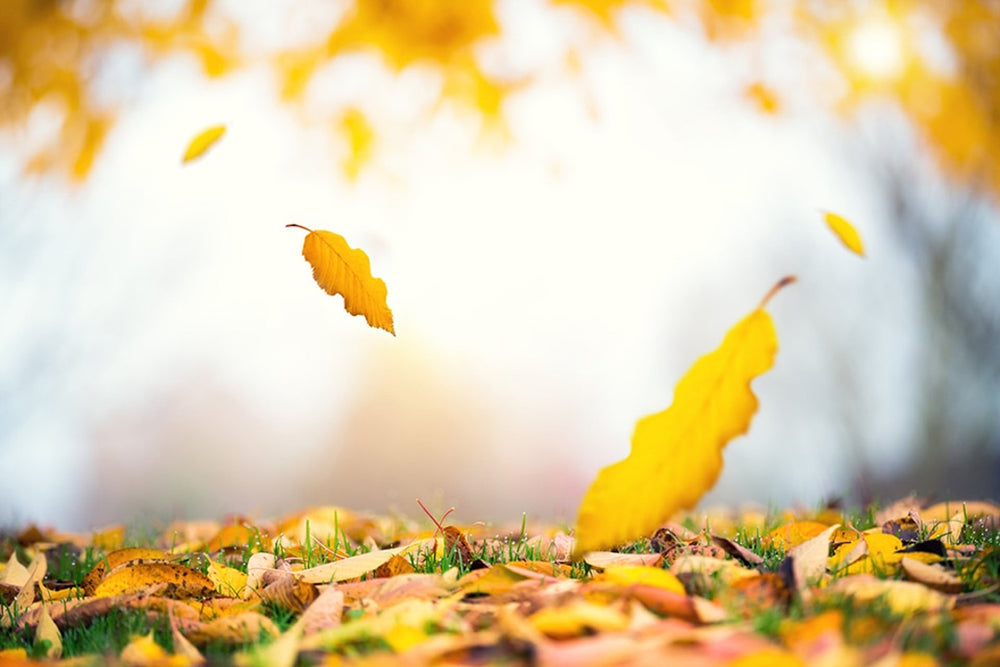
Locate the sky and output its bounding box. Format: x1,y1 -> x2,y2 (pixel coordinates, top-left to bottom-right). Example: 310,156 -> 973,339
0,2 -> 964,530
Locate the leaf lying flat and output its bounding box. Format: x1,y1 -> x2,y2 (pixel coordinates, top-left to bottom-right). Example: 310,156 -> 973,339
573,278 -> 793,556
289,226 -> 395,335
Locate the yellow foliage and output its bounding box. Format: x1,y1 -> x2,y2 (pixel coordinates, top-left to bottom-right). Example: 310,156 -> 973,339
337,108 -> 375,181
572,277 -> 793,556
288,225 -> 395,335
326,0 -> 499,69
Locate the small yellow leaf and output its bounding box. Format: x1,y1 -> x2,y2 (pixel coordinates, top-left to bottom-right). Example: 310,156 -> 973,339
208,558 -> 248,597
288,225 -> 395,335
573,277 -> 794,556
823,211 -> 866,256
182,124 -> 226,163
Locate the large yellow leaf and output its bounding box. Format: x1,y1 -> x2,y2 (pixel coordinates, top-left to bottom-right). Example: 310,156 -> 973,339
573,277 -> 794,557
287,225 -> 395,335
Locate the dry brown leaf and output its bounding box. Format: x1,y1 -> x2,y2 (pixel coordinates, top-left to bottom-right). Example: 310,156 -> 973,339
900,557 -> 965,594
183,612 -> 280,647
300,586 -> 345,636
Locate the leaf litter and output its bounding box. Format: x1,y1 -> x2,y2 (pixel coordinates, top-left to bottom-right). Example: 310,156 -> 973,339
0,499 -> 997,665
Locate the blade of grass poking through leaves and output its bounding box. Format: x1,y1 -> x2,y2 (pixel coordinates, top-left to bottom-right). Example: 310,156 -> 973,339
287,224 -> 395,335
573,276 -> 795,557
823,211 -> 865,256
181,124 -> 225,163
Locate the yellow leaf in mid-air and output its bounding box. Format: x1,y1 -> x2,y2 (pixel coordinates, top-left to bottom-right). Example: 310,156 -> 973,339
573,277 -> 795,557
823,211 -> 866,256
182,124 -> 226,163
287,225 -> 395,335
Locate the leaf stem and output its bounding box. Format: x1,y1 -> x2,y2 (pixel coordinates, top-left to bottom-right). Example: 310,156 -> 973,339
285,224 -> 313,233
758,275 -> 797,309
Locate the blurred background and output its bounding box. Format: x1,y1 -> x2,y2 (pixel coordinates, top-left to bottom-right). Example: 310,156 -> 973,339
1,0 -> 998,530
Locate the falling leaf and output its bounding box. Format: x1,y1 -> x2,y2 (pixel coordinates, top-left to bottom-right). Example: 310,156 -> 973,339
573,277 -> 795,556
287,225 -> 395,335
745,82 -> 780,114
182,124 -> 226,163
823,211 -> 866,256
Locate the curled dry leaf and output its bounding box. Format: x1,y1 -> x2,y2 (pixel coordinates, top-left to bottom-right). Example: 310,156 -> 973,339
900,557 -> 965,594
786,524 -> 838,597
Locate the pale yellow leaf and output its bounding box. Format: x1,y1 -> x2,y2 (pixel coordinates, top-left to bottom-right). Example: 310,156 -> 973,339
788,524 -> 839,596
34,605 -> 62,660
182,124 -> 226,163
823,211 -> 866,256
573,277 -> 794,556
295,540 -> 432,584
288,225 -> 395,335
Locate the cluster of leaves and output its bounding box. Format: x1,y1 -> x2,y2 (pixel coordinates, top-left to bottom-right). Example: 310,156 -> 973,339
0,499 -> 998,665
4,0 -> 1000,196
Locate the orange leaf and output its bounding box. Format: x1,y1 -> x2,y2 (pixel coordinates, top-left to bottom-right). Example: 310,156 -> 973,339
823,211 -> 866,256
573,277 -> 794,556
288,225 -> 395,335
182,124 -> 226,163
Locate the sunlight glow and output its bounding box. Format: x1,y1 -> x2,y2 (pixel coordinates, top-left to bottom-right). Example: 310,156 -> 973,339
846,12 -> 907,82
